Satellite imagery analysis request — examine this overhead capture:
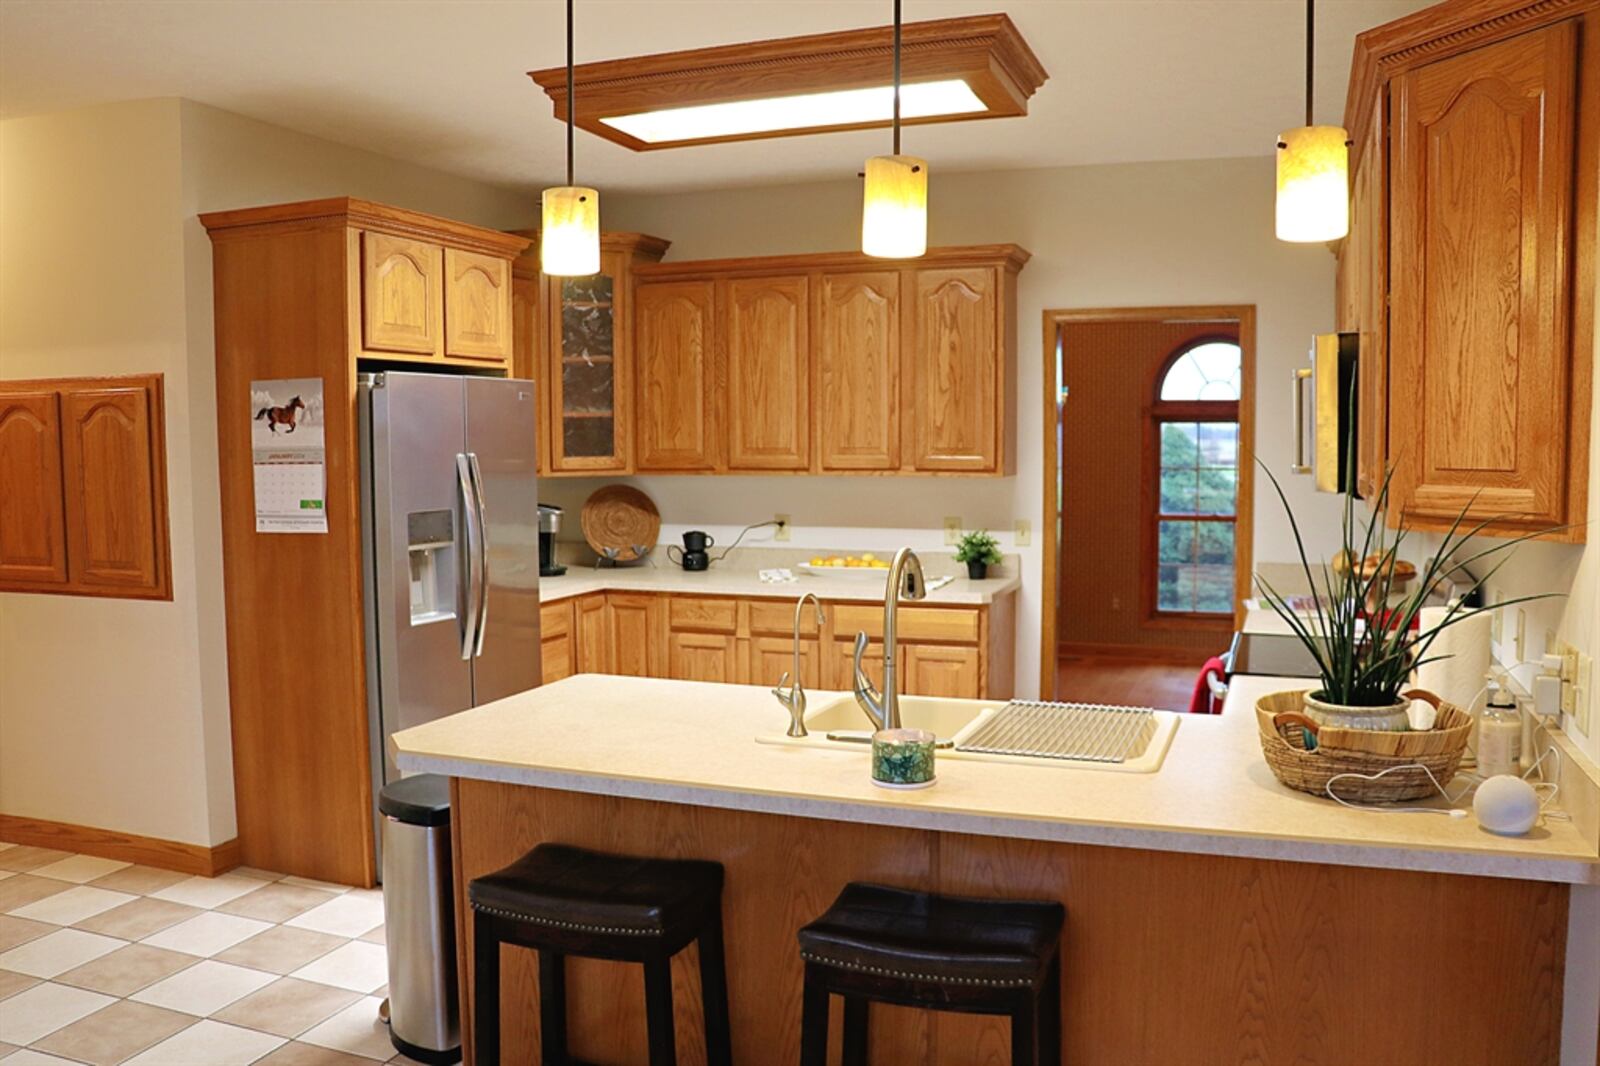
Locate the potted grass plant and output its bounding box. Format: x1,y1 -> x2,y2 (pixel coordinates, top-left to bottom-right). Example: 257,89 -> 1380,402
954,529 -> 1002,580
1255,455 -> 1556,731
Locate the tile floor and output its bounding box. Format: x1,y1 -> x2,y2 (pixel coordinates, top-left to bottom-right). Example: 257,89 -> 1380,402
0,841 -> 427,1065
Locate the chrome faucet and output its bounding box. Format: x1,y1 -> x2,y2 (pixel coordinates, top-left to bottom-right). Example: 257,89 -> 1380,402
853,547 -> 926,732
773,592 -> 826,738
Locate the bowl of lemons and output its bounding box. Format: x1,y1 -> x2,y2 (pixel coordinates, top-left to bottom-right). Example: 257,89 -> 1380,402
798,553 -> 893,577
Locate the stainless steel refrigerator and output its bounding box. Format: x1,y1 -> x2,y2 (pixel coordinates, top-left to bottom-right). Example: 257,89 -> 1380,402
359,371 -> 541,860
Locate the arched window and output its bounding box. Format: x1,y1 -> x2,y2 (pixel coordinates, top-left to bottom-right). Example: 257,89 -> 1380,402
1151,340 -> 1241,616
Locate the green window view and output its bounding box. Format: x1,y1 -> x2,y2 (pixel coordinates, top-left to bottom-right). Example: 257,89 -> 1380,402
1153,341 -> 1241,615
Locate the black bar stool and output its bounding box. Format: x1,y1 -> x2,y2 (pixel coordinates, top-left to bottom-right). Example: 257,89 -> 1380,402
469,843 -> 732,1066
797,883 -> 1064,1066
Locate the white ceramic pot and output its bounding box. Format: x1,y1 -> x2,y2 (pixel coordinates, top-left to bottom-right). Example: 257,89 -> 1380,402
1302,691 -> 1411,732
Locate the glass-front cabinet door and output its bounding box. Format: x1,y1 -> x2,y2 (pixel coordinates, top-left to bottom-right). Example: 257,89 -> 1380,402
546,249 -> 628,472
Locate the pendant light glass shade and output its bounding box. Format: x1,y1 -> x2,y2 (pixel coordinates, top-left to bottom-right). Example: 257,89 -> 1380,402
862,154 -> 928,259
1274,125 -> 1349,242
541,185 -> 600,276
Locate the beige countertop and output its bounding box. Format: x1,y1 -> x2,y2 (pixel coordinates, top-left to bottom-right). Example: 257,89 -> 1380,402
536,564 -> 1021,605
393,673 -> 1600,885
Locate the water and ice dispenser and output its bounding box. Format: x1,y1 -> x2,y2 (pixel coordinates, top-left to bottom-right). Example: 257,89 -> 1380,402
406,510 -> 457,625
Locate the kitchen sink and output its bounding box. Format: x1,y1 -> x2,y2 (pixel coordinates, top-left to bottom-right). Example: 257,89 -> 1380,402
755,694 -> 1178,773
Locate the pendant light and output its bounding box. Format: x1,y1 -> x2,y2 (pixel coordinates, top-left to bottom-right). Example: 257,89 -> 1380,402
1275,0 -> 1348,243
542,0 -> 599,276
862,0 -> 927,258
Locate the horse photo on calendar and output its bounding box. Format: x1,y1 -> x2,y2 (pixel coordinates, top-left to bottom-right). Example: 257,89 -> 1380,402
254,395 -> 305,433
249,378 -> 326,451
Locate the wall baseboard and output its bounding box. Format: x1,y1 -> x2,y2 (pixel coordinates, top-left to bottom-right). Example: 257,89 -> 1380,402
0,814 -> 241,877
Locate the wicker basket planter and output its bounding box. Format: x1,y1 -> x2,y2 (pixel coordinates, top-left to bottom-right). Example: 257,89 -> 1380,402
1256,689 -> 1471,802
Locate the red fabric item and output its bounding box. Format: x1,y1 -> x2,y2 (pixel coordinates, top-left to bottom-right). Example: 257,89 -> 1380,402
1190,656 -> 1228,715
1360,608 -> 1421,634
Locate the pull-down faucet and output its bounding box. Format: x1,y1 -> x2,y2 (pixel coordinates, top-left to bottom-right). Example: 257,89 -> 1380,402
853,547 -> 926,732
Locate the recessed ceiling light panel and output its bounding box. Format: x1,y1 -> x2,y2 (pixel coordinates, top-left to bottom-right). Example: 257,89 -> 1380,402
530,14 -> 1047,152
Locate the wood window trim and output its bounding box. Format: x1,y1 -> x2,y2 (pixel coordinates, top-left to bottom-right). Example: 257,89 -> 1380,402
1038,306 -> 1256,700
528,14 -> 1048,152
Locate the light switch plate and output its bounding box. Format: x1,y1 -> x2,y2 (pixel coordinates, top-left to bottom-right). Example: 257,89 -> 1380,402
943,517 -> 963,545
1014,519 -> 1032,547
773,514 -> 790,542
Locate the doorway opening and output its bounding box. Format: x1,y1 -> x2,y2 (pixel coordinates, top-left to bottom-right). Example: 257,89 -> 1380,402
1038,307 -> 1256,708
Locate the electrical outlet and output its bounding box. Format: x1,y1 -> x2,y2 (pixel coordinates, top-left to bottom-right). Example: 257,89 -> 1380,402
773,514 -> 790,542
1014,519 -> 1032,547
1514,608 -> 1527,663
943,517 -> 962,545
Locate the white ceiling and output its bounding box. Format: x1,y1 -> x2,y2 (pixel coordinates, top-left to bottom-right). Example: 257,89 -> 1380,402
0,0 -> 1430,195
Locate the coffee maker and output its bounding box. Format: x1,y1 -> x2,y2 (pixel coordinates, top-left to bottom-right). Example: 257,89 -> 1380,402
538,504 -> 565,576
668,530 -> 714,571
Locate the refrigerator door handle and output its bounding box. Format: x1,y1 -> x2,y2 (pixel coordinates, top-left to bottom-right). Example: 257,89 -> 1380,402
457,452 -> 483,661
467,451 -> 490,658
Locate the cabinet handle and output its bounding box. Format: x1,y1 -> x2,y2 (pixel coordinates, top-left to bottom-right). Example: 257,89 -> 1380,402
1290,367 -> 1312,475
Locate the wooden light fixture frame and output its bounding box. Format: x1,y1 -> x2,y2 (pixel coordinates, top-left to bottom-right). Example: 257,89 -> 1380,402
528,13 -> 1048,152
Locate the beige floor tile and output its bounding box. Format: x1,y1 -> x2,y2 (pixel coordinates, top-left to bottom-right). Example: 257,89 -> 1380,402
218,882 -> 338,924
0,981 -> 116,1044
0,968 -> 39,1000
54,943 -> 197,997
86,865 -> 189,897
285,892 -> 384,939
127,958 -> 275,1016
0,914 -> 55,951
297,996 -> 390,1060
122,1018 -> 284,1065
357,924 -> 385,946
149,873 -> 266,910
256,1040 -> 379,1065
0,928 -> 124,979
28,855 -> 131,885
74,898 -> 202,941
231,866 -> 287,882
0,847 -> 72,873
140,910 -> 273,957
0,875 -> 72,913
0,1041 -> 13,1057
213,925 -> 346,975
288,941 -> 386,994
8,885 -> 136,926
211,976 -> 360,1038
32,998 -> 193,1066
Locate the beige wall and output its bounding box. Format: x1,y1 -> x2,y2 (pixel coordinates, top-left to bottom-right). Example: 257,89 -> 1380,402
0,98 -> 531,846
542,157 -> 1346,695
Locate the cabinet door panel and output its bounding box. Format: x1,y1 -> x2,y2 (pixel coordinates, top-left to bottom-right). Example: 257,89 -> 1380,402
668,631 -> 738,683
542,631 -> 574,685
607,593 -> 664,676
548,251 -> 628,473
903,644 -> 981,699
636,280 -> 718,470
0,390 -> 67,585
910,267 -> 998,471
817,271 -> 900,470
1352,94 -> 1388,502
362,233 -> 443,356
444,248 -> 512,362
574,594 -> 608,673
725,275 -> 809,470
1390,22 -> 1576,526
749,635 -> 820,690
60,384 -> 161,590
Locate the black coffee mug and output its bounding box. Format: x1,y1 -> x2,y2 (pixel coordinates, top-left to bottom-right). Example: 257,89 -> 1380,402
682,530 -> 715,552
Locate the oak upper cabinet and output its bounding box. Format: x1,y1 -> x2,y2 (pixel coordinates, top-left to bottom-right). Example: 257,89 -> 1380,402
724,275 -> 809,471
635,279 -> 720,471
0,391 -> 67,586
909,267 -> 1000,472
360,233 -> 443,358
0,375 -> 170,599
1339,2 -> 1594,540
816,270 -> 901,471
444,248 -> 513,363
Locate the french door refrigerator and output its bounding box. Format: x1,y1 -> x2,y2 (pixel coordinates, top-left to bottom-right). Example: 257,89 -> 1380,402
359,371 -> 541,860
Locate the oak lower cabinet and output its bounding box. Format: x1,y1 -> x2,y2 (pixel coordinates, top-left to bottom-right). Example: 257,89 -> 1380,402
1338,1 -> 1595,540
632,246 -> 1028,476
540,600 -> 575,685
0,375 -> 170,599
549,588 -> 1012,700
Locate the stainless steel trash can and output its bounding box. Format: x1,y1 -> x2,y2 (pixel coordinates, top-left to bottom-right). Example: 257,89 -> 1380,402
379,774 -> 460,1065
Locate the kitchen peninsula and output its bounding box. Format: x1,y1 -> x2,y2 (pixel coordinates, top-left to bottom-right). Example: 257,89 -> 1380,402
394,674 -> 1598,1064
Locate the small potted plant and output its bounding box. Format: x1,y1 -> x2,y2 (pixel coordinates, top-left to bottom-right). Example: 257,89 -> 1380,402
1256,455 -> 1555,731
954,530 -> 1002,580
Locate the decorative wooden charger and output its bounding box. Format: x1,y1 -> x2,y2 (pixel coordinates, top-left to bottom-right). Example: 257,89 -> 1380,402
580,485 -> 661,563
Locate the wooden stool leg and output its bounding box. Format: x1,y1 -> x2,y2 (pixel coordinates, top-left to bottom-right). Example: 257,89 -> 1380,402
697,917 -> 733,1066
1038,956 -> 1062,1066
472,915 -> 500,1066
1010,990 -> 1038,1066
643,956 -> 677,1066
799,963 -> 830,1066
537,950 -> 567,1066
842,997 -> 869,1066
